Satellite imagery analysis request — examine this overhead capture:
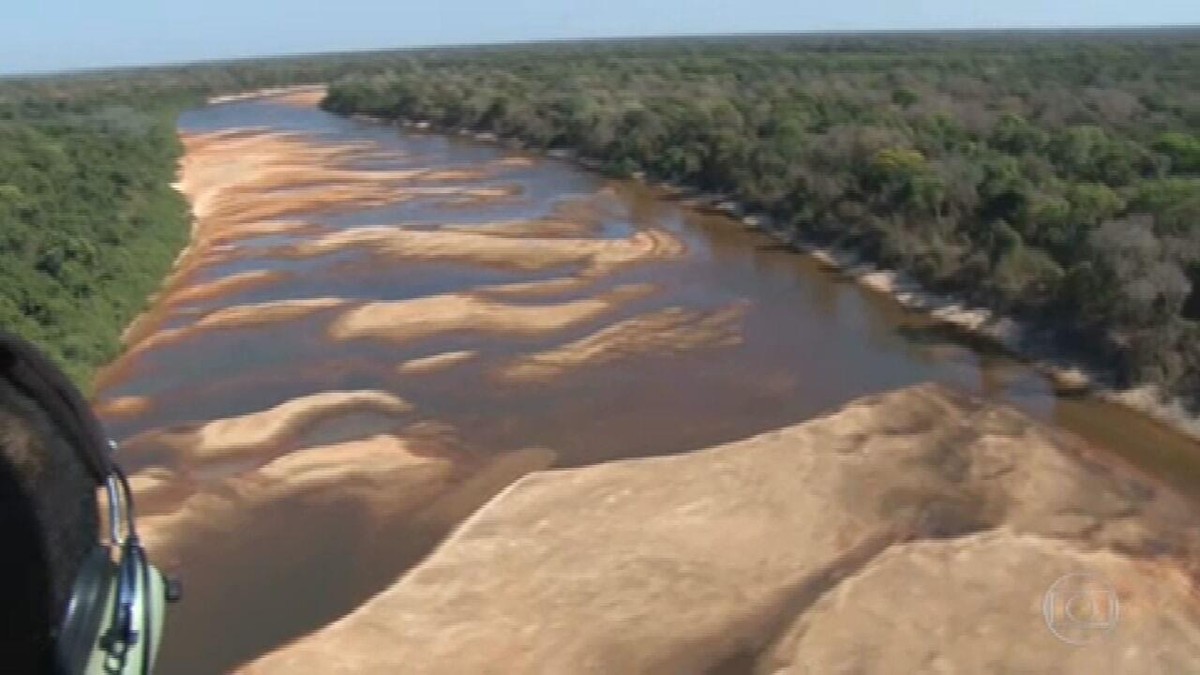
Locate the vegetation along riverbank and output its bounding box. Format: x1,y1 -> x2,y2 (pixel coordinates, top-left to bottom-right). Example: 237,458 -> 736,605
322,32 -> 1200,417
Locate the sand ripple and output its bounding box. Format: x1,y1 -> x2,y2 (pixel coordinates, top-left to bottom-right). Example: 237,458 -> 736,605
329,284 -> 656,344
497,303 -> 748,383
124,390 -> 412,465
289,226 -> 684,275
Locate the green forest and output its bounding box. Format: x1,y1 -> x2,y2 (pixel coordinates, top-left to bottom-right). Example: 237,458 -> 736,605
321,33 -> 1200,406
0,53 -> 417,386
0,88 -> 194,386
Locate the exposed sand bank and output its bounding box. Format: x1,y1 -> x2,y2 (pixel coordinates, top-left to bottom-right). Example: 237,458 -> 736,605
191,296 -> 348,330
398,351 -> 479,375
246,384 -> 1200,674
289,226 -> 684,275
180,134 -> 507,230
439,218 -> 597,238
123,390 -> 412,465
109,124 -> 664,370
206,85 -> 327,107
1108,386 -> 1200,441
496,303 -> 748,383
159,270 -> 290,308
110,130 -> 388,354
493,156 -> 536,169
264,87 -> 328,108
95,395 -> 152,419
136,434 -> 452,567
123,297 -> 349,356
471,277 -> 598,299
328,284 -> 656,344
199,219 -> 319,247
107,119 -> 564,361
132,428 -> 557,671
177,130 -> 517,233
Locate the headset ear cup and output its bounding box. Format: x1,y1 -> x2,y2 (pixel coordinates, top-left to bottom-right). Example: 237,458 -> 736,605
56,546 -> 115,675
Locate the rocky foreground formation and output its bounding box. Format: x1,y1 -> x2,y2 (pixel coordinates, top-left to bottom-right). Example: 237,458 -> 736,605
246,384 -> 1200,673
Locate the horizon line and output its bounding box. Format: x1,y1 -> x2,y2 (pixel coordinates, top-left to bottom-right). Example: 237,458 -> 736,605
5,24 -> 1199,81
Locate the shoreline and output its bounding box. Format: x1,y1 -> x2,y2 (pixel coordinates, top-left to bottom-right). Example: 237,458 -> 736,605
104,170 -> 197,378
206,84 -> 326,106
113,176 -> 197,350
784,233 -> 1200,442
368,113 -> 1200,444
688,196 -> 1200,444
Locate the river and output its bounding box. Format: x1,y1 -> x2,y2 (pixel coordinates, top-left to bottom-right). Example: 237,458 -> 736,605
92,94 -> 1200,673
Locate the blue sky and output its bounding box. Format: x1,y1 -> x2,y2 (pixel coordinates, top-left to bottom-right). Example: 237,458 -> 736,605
3,0 -> 1197,75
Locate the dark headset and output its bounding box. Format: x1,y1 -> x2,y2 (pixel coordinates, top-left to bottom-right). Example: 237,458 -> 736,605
0,331 -> 180,675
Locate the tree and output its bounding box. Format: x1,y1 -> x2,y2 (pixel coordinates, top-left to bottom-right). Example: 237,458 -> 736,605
1154,132 -> 1200,174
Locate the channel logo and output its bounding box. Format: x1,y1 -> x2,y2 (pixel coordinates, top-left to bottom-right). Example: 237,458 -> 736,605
1043,573 -> 1120,645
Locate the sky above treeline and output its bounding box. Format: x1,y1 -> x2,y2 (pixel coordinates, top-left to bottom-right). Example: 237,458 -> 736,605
4,0 -> 1198,75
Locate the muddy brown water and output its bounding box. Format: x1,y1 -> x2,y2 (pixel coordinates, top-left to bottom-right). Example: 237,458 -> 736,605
92,98 -> 1200,673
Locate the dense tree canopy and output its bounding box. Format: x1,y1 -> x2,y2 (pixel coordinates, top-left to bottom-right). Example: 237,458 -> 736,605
322,32 -> 1200,405
0,93 -> 191,385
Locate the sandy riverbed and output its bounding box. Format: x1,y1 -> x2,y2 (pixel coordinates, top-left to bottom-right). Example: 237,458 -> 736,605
495,303 -> 748,383
94,94 -> 1200,674
105,108 -> 747,667
244,384 -> 1200,674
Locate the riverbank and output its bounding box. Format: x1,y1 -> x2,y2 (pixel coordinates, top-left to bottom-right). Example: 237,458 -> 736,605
767,224 -> 1200,442
206,84 -> 326,106
672,198 -> 1200,445
771,228 -> 1200,441
344,113 -> 1200,444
